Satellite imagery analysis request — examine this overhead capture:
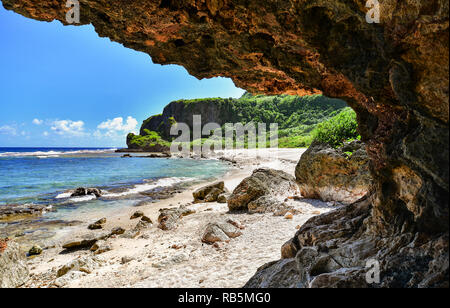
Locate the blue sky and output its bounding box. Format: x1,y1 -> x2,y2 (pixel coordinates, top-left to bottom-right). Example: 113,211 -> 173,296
0,4 -> 245,147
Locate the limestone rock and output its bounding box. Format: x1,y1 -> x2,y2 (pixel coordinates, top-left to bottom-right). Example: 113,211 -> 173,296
57,256 -> 103,277
244,259 -> 301,288
53,270 -> 86,288
71,187 -> 102,198
157,205 -> 195,231
88,218 -> 106,230
130,211 -> 144,219
309,268 -> 368,288
90,241 -> 112,255
151,253 -> 189,268
62,232 -> 109,250
110,227 -> 125,236
140,215 -> 153,224
0,203 -> 54,221
295,141 -> 373,204
202,225 -> 230,244
281,239 -> 298,259
0,240 -> 29,288
28,245 -> 43,256
202,219 -> 243,244
228,168 -> 300,213
193,182 -> 226,203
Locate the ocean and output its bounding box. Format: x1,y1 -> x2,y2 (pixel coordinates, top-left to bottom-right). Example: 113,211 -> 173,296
0,147 -> 229,230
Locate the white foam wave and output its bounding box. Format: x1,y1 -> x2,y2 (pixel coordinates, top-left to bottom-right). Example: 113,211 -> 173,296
68,195 -> 97,203
103,177 -> 190,198
0,149 -> 117,158
55,192 -> 73,199
54,177 -> 190,203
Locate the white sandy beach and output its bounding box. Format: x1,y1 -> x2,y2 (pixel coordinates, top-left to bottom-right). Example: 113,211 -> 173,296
23,148 -> 337,288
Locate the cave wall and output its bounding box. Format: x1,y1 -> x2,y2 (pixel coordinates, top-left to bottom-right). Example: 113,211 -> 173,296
2,0 -> 448,286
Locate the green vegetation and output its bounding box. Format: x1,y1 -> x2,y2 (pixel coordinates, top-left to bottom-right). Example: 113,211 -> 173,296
311,107 -> 360,148
128,93 -> 360,150
233,93 -> 347,129
127,131 -> 171,149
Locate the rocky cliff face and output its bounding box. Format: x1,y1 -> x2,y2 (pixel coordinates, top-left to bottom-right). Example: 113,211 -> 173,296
141,99 -> 238,139
2,0 -> 448,287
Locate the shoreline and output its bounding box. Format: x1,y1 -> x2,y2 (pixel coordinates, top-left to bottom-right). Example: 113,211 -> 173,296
16,148 -> 337,288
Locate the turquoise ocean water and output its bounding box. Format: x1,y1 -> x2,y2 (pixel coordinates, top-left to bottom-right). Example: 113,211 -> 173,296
0,147 -> 229,221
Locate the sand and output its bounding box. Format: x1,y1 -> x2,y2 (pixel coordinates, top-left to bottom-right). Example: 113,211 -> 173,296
23,148 -> 338,288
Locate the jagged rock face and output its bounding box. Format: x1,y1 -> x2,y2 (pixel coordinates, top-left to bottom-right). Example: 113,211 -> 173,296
296,141 -> 373,205
0,240 -> 29,288
246,197 -> 449,288
2,0 -> 448,287
141,99 -> 239,139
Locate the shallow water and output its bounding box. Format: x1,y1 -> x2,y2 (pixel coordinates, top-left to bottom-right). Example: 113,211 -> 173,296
0,147 -> 229,222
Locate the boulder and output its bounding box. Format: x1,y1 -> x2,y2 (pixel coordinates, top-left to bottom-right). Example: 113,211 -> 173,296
193,182 -> 226,203
62,232 -> 109,250
157,205 -> 195,231
227,168 -> 300,213
0,239 -> 29,288
110,227 -> 126,236
87,223 -> 102,230
201,219 -> 243,244
57,256 -> 103,277
71,187 -> 102,198
88,218 -> 106,230
130,211 -> 144,219
28,245 -> 43,256
295,141 -> 373,204
90,241 -> 112,255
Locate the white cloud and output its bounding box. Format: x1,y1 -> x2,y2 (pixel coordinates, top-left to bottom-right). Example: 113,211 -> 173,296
43,131 -> 49,137
32,118 -> 43,125
0,125 -> 17,136
0,125 -> 28,137
98,116 -> 138,132
96,116 -> 138,139
51,120 -> 87,136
